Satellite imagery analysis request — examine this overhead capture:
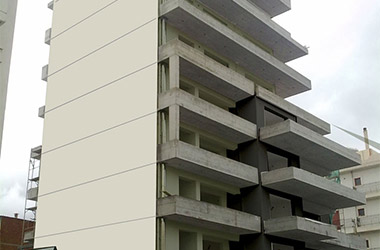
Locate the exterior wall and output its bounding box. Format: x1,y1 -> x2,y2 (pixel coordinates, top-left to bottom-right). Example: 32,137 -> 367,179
340,150 -> 380,249
34,0 -> 158,249
0,0 -> 18,157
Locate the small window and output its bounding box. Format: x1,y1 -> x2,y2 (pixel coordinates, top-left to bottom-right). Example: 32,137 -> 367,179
358,208 -> 365,216
354,177 -> 362,186
366,239 -> 370,248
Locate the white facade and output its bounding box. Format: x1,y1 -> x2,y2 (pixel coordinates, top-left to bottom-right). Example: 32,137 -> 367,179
0,0 -> 18,157
34,0 -> 158,248
340,149 -> 380,250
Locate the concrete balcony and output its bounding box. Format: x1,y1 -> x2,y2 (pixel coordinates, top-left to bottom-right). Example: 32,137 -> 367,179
31,145 -> 42,160
27,187 -> 38,201
159,39 -> 255,102
48,1 -> 54,10
264,216 -> 337,242
38,106 -> 45,119
41,64 -> 49,82
198,0 -> 307,62
261,167 -> 365,212
45,28 -> 52,45
256,86 -> 330,135
357,214 -> 380,232
260,120 -> 361,175
356,181 -> 380,196
248,0 -> 290,17
160,0 -> 311,98
158,140 -> 259,188
157,195 -> 261,234
306,232 -> 366,250
159,88 -> 257,144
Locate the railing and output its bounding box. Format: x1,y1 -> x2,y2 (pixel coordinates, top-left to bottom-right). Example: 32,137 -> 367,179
356,181 -> 380,194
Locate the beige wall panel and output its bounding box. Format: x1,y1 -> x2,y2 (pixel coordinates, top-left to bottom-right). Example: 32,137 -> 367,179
45,20 -> 157,110
49,0 -> 157,73
39,114 -> 157,195
35,216 -> 156,249
35,165 -> 156,237
42,66 -> 157,152
50,0 -> 115,37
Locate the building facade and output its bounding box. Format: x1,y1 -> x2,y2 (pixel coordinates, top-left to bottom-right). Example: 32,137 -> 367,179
339,145 -> 380,249
0,215 -> 34,250
0,0 -> 18,157
32,0 -> 367,249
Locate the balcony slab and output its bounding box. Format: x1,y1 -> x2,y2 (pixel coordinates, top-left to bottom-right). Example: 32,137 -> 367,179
261,167 -> 365,211
159,88 -> 257,144
159,39 -> 255,102
248,0 -> 291,17
158,140 -> 258,188
157,195 -> 261,235
260,120 -> 361,175
160,0 -> 311,98
256,86 -> 330,135
198,0 -> 307,62
264,216 -> 337,242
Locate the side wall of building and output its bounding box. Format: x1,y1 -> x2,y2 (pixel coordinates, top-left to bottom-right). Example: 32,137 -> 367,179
0,0 -> 18,157
34,0 -> 158,249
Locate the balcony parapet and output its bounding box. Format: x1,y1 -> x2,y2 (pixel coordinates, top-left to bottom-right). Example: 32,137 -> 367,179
157,195 -> 261,234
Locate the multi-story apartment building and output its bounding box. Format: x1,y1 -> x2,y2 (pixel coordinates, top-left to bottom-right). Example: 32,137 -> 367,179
30,0 -> 368,249
0,0 -> 18,156
339,132 -> 380,250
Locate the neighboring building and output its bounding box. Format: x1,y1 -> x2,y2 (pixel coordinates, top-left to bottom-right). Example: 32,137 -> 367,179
0,0 -> 18,157
0,215 -> 34,250
339,130 -> 380,250
30,0 -> 367,249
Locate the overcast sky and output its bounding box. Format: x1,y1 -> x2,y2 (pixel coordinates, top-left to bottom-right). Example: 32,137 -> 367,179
0,0 -> 379,218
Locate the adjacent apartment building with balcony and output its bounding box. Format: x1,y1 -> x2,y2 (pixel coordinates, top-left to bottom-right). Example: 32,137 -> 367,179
30,0 -> 367,249
0,0 -> 18,156
339,136 -> 380,250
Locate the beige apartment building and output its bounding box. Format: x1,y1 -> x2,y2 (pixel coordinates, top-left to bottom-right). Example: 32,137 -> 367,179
25,0 -> 368,249
0,0 -> 18,156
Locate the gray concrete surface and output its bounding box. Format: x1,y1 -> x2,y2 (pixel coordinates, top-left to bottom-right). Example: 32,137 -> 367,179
261,167 -> 366,211
248,0 -> 290,17
198,0 -> 307,62
260,120 -> 361,175
159,39 -> 255,102
157,195 -> 261,234
159,88 -> 257,143
256,86 -> 330,135
160,0 -> 311,98
158,140 -> 259,188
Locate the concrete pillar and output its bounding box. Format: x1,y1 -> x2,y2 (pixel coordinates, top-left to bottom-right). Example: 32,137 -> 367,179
169,55 -> 180,89
168,105 -> 180,141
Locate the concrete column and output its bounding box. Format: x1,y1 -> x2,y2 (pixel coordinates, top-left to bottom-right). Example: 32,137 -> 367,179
169,55 -> 180,89
168,105 -> 180,141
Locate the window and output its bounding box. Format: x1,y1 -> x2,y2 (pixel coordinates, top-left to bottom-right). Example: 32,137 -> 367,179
358,208 -> 365,216
366,239 -> 370,248
354,177 -> 362,186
